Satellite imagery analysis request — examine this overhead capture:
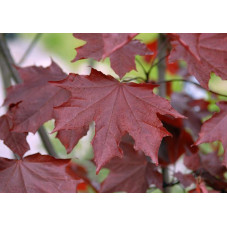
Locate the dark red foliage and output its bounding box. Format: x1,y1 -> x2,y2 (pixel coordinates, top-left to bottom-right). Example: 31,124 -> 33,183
51,69 -> 183,171
158,115 -> 198,166
1,33 -> 227,193
171,93 -> 210,135
181,150 -> 227,192
169,33 -> 227,89
0,154 -> 84,192
72,33 -> 152,78
196,102 -> 227,167
101,135 -> 163,193
0,113 -> 29,158
4,61 -> 70,134
56,127 -> 89,153
174,172 -> 195,188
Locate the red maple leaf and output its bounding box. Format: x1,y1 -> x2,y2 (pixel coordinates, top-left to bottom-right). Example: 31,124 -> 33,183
0,113 -> 29,158
196,102 -> 227,167
174,172 -> 196,188
101,135 -> 162,193
184,152 -> 201,171
56,127 -> 89,153
51,69 -> 183,171
72,33 -> 152,78
169,33 -> 227,89
4,61 -> 70,134
171,93 -> 210,135
0,154 -> 84,192
158,115 -> 198,166
183,148 -> 227,192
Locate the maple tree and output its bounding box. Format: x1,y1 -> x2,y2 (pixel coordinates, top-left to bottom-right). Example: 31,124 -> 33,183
0,33 -> 227,193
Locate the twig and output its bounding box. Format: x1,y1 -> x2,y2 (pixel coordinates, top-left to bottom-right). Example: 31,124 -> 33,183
122,77 -> 145,83
135,57 -> 147,78
38,127 -> 58,157
0,33 -> 58,158
157,79 -> 227,98
163,180 -> 180,188
148,54 -> 167,73
146,38 -> 169,81
0,34 -> 22,83
0,53 -> 11,90
156,33 -> 170,193
18,33 -> 43,65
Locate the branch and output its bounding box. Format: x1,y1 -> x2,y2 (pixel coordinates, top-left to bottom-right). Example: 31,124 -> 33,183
146,38 -> 168,81
163,180 -> 180,188
0,52 -> 11,90
122,77 -> 145,83
38,127 -> 58,157
157,79 -> 227,98
135,57 -> 147,78
0,34 -> 58,158
0,34 -> 22,83
156,33 -> 171,193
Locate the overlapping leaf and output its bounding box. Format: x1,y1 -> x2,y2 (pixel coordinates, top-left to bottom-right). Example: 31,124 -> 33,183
56,127 -> 88,153
174,172 -> 195,188
183,150 -> 227,192
157,92 -> 209,166
72,33 -> 152,78
101,135 -> 162,193
158,115 -> 198,166
196,102 -> 227,166
0,154 -> 83,192
0,112 -> 29,158
171,93 -> 210,135
51,69 -> 183,171
169,33 -> 227,89
4,61 -> 70,134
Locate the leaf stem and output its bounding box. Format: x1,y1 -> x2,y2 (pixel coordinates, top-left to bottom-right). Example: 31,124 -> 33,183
163,180 -> 180,188
157,79 -> 227,98
0,34 -> 58,158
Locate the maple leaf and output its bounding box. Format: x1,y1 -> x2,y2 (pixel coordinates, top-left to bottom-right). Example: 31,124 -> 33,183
184,152 -> 201,171
195,101 -> 227,167
183,148 -> 227,192
4,61 -> 70,134
0,154 -> 84,192
101,135 -> 162,193
174,172 -> 195,188
158,94 -> 209,167
199,171 -> 227,192
158,115 -> 198,166
56,127 -> 88,153
184,149 -> 226,176
200,151 -> 226,177
0,113 -> 29,158
169,33 -> 227,89
51,69 -> 183,171
72,33 -> 152,78
171,93 -> 210,135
